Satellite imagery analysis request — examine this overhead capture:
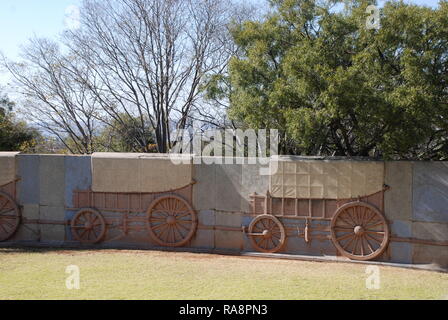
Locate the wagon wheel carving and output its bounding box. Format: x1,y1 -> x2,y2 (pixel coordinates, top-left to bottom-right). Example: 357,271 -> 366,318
330,202 -> 389,261
146,195 -> 197,247
0,192 -> 20,242
248,215 -> 286,253
71,208 -> 107,244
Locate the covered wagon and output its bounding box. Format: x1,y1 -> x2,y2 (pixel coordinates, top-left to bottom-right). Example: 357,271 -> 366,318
67,153 -> 198,247
247,157 -> 390,261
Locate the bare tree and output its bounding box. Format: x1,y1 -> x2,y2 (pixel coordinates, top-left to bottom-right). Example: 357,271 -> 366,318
1,38 -> 99,154
2,0 -> 260,154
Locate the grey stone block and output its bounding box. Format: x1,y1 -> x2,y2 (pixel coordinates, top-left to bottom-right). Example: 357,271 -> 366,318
198,210 -> 215,226
40,224 -> 66,242
215,229 -> 243,251
17,155 -> 40,205
412,243 -> 448,268
384,162 -> 413,220
20,204 -> 40,220
412,221 -> 448,242
191,229 -> 214,249
413,162 -> 448,222
39,155 -> 65,207
65,156 -> 92,208
390,220 -> 412,238
215,164 -> 242,212
215,211 -> 242,227
241,162 -> 269,213
193,161 -> 216,211
284,236 -> 337,256
40,206 -> 65,221
388,242 -> 413,264
11,224 -> 40,241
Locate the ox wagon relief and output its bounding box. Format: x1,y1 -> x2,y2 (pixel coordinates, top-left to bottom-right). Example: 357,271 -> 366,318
246,158 -> 390,261
67,153 -> 198,247
0,152 -> 21,242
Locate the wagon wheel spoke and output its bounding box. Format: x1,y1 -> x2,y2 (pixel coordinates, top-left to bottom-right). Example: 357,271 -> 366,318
0,223 -> 9,234
0,219 -> 15,229
341,234 -> 356,250
258,237 -> 268,249
364,237 -> 375,254
0,199 -> 9,212
364,219 -> 383,228
365,230 -> 385,236
334,226 -> 354,232
351,236 -> 360,255
0,208 -> 15,216
365,232 -> 383,244
173,224 -> 185,240
336,232 -> 354,242
152,223 -> 168,231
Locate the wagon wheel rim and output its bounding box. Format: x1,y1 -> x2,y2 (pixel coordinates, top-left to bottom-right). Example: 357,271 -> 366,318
71,208 -> 106,244
330,202 -> 390,261
146,195 -> 197,247
248,215 -> 286,253
0,192 -> 20,242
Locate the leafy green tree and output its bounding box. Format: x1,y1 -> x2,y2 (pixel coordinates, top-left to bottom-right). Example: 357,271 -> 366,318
94,115 -> 157,153
226,0 -> 448,159
0,94 -> 40,152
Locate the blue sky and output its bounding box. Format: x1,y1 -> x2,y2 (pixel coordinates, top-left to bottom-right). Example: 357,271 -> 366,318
0,0 -> 81,59
0,0 -> 442,85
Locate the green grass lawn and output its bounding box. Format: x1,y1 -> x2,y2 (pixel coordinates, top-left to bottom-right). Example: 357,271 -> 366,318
0,247 -> 446,300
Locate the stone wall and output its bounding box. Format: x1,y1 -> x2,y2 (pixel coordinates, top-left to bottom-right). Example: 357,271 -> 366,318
4,154 -> 448,268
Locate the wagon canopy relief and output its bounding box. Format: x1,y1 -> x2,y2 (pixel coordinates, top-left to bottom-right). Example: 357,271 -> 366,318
70,153 -> 198,246
248,157 -> 390,261
0,152 -> 21,242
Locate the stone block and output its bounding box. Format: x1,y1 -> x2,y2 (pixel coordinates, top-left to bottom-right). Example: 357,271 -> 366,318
65,156 -> 92,208
193,161 -> 216,211
11,224 -> 40,242
413,162 -> 448,222
17,155 -> 40,205
198,210 -> 215,226
39,155 -> 65,207
384,161 -> 413,220
20,204 -> 40,220
40,224 -> 66,242
240,161 -> 270,213
40,206 -> 65,221
388,242 -> 413,264
215,164 -> 242,212
191,229 -> 214,249
390,220 -> 412,238
215,211 -> 242,227
283,236 -> 337,257
412,221 -> 448,242
215,229 -> 243,251
412,244 -> 448,268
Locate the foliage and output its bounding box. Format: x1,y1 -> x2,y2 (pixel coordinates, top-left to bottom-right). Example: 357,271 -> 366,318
0,94 -> 40,152
227,0 -> 448,159
94,115 -> 157,153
